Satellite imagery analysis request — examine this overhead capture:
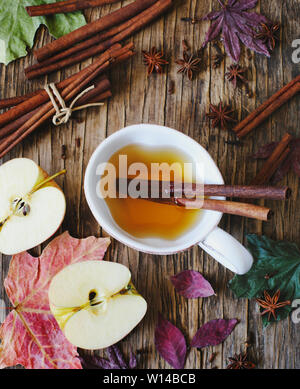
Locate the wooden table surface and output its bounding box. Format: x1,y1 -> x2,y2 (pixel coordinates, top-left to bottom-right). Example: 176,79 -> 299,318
0,0 -> 299,369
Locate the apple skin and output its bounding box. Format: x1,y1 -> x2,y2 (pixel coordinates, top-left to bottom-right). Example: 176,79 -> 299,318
49,261 -> 147,350
0,158 -> 66,255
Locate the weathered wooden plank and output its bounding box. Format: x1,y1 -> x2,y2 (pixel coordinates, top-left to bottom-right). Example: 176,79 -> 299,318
0,0 -> 299,369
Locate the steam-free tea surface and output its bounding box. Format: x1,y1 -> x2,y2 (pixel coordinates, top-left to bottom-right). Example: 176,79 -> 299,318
104,144 -> 201,239
1,0 -> 299,369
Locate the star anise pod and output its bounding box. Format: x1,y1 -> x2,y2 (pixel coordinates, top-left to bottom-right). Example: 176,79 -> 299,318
227,351 -> 256,370
256,22 -> 280,51
225,64 -> 248,89
176,51 -> 201,81
256,290 -> 291,321
142,47 -> 168,75
206,103 -> 237,130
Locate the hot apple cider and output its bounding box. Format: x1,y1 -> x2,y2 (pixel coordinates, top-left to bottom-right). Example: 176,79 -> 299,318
102,144 -> 201,239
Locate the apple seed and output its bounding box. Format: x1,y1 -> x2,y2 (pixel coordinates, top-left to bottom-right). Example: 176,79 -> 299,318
89,291 -> 97,301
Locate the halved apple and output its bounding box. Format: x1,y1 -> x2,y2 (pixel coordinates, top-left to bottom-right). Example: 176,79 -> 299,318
49,261 -> 147,350
0,158 -> 66,255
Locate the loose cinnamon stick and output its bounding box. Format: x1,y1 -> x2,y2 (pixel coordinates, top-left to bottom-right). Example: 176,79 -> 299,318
27,0 -> 120,17
117,178 -> 291,200
147,197 -> 272,221
0,43 -> 123,128
34,0 -> 158,62
26,0 -> 163,72
233,75 -> 300,138
251,133 -> 292,185
26,0 -> 171,79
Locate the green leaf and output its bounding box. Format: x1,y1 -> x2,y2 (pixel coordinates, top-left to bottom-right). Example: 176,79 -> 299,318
0,0 -> 86,65
229,234 -> 300,326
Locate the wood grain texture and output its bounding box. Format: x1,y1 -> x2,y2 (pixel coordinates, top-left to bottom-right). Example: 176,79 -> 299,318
0,0 -> 299,369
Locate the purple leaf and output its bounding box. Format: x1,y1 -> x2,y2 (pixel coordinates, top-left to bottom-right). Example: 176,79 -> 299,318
239,33 -> 270,57
239,10 -> 268,25
222,22 -> 241,62
203,10 -> 222,21
251,142 -> 278,159
233,0 -> 258,10
79,344 -> 138,369
107,346 -> 123,369
155,314 -> 187,369
271,154 -> 293,184
79,354 -> 116,369
129,350 -> 137,369
292,154 -> 300,178
111,345 -> 128,369
191,319 -> 238,348
170,270 -> 214,298
202,0 -> 272,62
93,356 -> 117,369
203,16 -> 224,46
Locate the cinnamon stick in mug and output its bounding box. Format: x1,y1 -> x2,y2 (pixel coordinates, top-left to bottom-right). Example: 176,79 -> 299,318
145,197 -> 272,221
176,198 -> 272,221
116,178 -> 291,200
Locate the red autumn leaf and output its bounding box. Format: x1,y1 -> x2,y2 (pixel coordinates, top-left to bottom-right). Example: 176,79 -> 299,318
191,319 -> 238,349
202,0 -> 270,62
154,314 -> 187,369
0,231 -> 110,369
170,270 -> 215,298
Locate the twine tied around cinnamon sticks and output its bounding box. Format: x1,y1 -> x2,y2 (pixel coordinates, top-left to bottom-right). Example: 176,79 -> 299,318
44,83 -> 104,126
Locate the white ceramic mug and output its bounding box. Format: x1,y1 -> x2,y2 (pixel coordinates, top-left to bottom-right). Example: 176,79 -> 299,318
84,124 -> 253,274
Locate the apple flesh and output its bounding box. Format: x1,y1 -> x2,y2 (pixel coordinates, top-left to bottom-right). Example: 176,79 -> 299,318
0,158 -> 66,255
49,261 -> 147,350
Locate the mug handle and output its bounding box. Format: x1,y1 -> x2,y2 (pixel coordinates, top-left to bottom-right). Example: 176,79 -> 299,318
198,227 -> 253,274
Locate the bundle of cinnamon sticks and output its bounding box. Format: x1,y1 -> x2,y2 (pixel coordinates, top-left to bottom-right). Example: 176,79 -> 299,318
0,43 -> 134,158
25,0 -> 172,79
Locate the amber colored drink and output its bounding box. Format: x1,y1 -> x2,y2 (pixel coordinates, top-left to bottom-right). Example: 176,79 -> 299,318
103,144 -> 201,240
